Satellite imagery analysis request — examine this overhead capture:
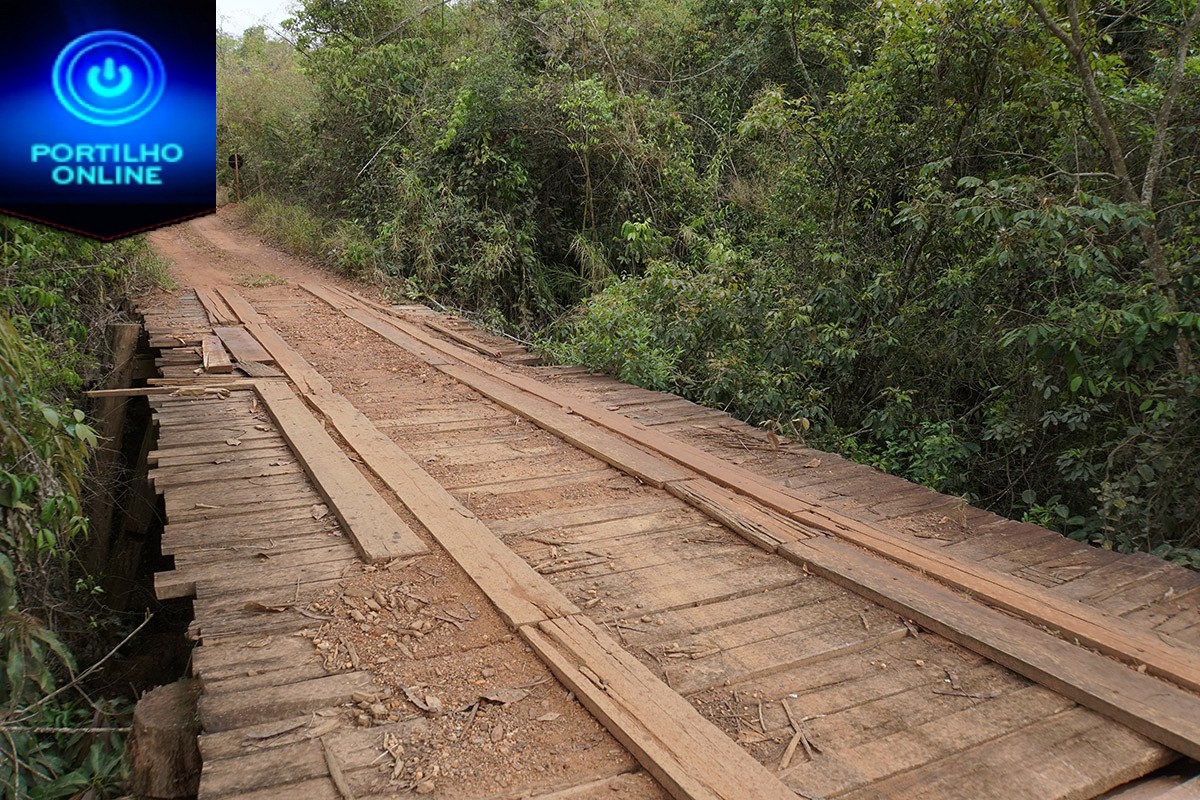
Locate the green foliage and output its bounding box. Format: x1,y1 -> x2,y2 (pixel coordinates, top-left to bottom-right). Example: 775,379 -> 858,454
1,218 -> 157,798
221,0 -> 1200,564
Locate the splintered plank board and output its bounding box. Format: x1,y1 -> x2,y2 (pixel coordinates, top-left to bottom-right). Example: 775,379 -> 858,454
201,335 -> 233,374
213,325 -> 274,364
522,614 -> 798,800
196,287 -> 238,325
235,360 -> 283,378
253,381 -> 425,563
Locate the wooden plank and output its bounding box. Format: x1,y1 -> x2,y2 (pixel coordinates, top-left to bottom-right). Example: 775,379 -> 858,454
780,536 -> 1200,761
522,614 -> 796,800
234,360 -> 284,378
835,706 -> 1171,800
304,282 -> 1200,699
198,671 -> 375,732
422,318 -> 504,358
202,335 -> 234,374
253,380 -> 426,564
149,459 -> 301,488
217,289 -> 575,628
192,635 -> 321,682
1158,776 -> 1200,799
665,478 -> 812,553
662,611 -> 908,695
86,383 -> 257,398
196,287 -> 238,325
213,325 -> 274,364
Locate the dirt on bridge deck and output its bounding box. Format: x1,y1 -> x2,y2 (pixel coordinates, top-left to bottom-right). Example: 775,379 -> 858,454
137,208 -> 1200,800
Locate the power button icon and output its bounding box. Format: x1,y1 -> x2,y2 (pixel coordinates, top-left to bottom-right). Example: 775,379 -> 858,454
52,30 -> 165,126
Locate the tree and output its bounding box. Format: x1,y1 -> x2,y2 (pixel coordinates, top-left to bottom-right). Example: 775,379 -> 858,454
1026,0 -> 1200,372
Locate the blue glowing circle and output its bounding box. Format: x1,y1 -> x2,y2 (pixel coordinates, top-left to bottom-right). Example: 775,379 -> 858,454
52,30 -> 166,127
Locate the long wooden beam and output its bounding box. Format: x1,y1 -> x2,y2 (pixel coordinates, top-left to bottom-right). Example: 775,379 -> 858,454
303,280 -> 1200,761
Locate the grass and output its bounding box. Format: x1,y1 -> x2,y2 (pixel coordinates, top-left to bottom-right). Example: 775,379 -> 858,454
237,272 -> 288,288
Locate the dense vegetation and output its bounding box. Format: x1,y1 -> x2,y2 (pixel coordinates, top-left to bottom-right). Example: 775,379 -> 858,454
1,220 -> 163,797
218,0 -> 1200,565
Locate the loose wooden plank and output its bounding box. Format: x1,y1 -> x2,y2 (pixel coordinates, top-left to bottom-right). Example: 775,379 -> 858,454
85,383 -> 256,398
522,614 -> 797,800
213,325 -> 274,364
254,380 -> 425,564
202,335 -> 234,374
781,535 -> 1200,761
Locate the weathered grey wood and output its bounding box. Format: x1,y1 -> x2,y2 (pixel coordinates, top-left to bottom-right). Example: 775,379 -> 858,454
254,380 -> 426,563
202,335 -> 234,373
522,614 -> 798,800
213,325 -> 274,364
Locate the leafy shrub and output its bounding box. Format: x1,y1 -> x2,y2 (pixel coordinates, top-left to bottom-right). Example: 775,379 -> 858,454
1,218 -> 163,797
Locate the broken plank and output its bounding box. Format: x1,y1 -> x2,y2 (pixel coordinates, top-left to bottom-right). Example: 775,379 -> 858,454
235,360 -> 284,378
253,380 -> 426,563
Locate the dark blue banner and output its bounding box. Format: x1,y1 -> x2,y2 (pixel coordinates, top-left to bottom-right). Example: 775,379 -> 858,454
0,1 -> 215,240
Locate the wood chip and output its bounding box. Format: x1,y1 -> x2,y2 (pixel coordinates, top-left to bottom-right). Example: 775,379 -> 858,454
482,688 -> 529,706
242,720 -> 306,742
306,719 -> 341,739
322,738 -> 357,800
311,504 -> 330,520
404,686 -> 434,712
225,438 -> 241,446
245,601 -> 292,613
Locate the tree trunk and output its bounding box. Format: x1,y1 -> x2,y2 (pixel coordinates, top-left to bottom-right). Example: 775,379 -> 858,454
127,679 -> 202,800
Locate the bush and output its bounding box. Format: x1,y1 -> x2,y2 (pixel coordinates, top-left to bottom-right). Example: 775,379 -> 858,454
1,218 -> 165,797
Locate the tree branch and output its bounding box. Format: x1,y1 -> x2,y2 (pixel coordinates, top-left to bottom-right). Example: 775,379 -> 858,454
1025,0 -> 1140,203
1141,1 -> 1200,207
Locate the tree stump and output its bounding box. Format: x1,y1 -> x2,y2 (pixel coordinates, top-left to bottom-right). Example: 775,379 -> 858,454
127,679 -> 201,799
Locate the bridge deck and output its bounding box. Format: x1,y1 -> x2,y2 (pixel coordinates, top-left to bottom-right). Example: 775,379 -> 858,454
134,216 -> 1200,799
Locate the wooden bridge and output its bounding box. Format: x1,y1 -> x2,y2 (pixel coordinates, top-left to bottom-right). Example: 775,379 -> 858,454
124,216 -> 1200,799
